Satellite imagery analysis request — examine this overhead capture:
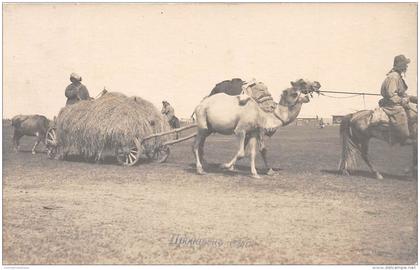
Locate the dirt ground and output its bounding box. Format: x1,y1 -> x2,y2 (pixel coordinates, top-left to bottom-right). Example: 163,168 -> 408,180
2,123 -> 417,265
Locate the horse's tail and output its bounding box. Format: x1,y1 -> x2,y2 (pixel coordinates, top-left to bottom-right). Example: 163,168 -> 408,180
41,116 -> 51,133
338,114 -> 360,173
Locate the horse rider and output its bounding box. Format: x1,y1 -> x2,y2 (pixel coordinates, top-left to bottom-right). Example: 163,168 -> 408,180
379,54 -> 416,144
65,73 -> 91,106
161,101 -> 175,122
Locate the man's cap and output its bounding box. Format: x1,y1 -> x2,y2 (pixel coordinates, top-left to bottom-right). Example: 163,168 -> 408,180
70,73 -> 82,82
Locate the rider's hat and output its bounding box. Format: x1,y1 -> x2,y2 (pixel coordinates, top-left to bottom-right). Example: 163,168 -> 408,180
393,55 -> 410,70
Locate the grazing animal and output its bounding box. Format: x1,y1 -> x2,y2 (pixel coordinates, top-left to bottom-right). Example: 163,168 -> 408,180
338,103 -> 417,179
12,114 -> 50,154
193,79 -> 320,178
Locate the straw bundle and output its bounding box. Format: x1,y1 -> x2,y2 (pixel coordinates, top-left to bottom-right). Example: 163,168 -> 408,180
55,92 -> 171,160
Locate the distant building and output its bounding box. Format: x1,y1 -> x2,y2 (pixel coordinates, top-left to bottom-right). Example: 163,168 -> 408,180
332,115 -> 345,125
290,116 -> 335,127
293,117 -> 319,127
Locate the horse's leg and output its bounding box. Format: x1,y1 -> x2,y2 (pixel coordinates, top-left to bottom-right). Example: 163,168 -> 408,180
360,141 -> 383,180
221,130 -> 246,171
193,130 -> 206,175
249,136 -> 260,178
413,142 -> 418,176
13,131 -> 23,152
407,142 -> 418,178
31,132 -> 42,154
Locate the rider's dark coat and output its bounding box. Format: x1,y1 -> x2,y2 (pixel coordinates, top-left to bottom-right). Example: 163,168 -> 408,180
65,82 -> 90,106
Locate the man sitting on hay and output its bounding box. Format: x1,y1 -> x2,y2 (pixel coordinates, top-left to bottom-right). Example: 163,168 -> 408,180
65,73 -> 91,106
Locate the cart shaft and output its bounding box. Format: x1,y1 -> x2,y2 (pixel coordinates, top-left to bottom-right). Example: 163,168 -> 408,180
142,124 -> 197,141
163,133 -> 197,146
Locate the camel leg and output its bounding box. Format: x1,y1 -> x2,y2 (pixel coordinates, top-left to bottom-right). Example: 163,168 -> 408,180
236,134 -> 250,162
221,130 -> 246,171
198,130 -> 211,167
260,147 -> 274,176
361,141 -> 383,180
193,130 -> 207,175
259,138 -> 274,175
249,136 -> 260,179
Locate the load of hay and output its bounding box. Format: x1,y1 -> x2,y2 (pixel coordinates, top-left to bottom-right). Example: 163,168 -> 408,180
55,92 -> 172,160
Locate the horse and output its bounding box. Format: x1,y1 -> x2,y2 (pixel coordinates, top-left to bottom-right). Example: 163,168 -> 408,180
338,103 -> 417,179
11,114 -> 51,154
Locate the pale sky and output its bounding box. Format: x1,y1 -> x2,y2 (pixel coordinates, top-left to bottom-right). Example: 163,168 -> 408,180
3,3 -> 417,119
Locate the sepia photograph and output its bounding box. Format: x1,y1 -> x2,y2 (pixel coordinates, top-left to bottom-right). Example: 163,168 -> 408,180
2,2 -> 418,266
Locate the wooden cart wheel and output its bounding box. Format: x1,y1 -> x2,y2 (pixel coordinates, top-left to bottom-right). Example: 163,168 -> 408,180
115,138 -> 142,166
152,145 -> 170,163
45,127 -> 57,159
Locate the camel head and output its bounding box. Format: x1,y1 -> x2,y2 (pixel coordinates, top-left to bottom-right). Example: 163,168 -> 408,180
281,79 -> 321,106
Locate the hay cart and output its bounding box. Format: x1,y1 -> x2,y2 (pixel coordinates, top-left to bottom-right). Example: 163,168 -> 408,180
45,123 -> 197,166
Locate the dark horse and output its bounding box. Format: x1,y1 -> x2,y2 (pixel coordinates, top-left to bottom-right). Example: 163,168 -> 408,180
338,102 -> 417,179
12,114 -> 50,154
